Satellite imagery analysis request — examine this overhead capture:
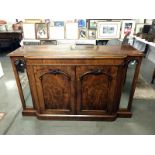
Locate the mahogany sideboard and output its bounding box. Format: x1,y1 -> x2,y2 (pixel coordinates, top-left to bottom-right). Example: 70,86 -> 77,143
8,45 -> 143,121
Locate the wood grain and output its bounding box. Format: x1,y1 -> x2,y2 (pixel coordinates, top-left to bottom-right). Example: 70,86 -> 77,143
9,45 -> 144,121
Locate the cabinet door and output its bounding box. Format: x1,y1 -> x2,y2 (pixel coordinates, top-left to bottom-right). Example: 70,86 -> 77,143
34,66 -> 75,114
76,66 -> 118,115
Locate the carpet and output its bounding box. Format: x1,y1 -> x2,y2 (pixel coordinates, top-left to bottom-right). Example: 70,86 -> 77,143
134,76 -> 155,99
0,112 -> 5,120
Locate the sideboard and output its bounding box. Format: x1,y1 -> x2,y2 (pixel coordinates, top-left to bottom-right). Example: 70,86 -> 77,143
8,45 -> 143,121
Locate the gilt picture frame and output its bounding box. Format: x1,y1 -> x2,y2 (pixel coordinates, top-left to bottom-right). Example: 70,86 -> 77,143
24,19 -> 42,24
35,23 -> 49,39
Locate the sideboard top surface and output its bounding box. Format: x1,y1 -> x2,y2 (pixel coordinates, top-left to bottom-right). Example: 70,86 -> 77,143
8,45 -> 144,59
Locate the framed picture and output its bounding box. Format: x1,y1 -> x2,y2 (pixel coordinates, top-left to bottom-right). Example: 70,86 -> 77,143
49,27 -> 64,39
88,30 -> 96,39
79,28 -> 88,39
97,21 -> 121,39
35,23 -> 49,39
88,19 -> 98,29
135,23 -> 144,34
135,19 -> 145,24
23,23 -> 36,39
65,23 -> 78,39
121,20 -> 136,39
54,21 -> 64,27
78,19 -> 86,28
45,19 -> 50,24
24,19 -> 42,24
40,40 -> 57,45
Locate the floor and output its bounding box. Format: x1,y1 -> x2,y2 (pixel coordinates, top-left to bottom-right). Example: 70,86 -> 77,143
0,51 -> 155,135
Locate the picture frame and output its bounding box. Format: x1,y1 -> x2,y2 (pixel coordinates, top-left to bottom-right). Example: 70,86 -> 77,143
88,30 -> 96,39
88,19 -> 98,29
65,23 -> 78,39
97,21 -> 121,39
54,21 -> 64,27
40,40 -> 57,45
121,20 -> 136,39
45,19 -> 50,24
79,28 -> 88,39
88,19 -> 121,30
135,19 -> 145,24
78,19 -> 86,28
49,26 -> 65,39
23,23 -> 36,39
24,19 -> 42,24
35,23 -> 49,39
135,23 -> 144,34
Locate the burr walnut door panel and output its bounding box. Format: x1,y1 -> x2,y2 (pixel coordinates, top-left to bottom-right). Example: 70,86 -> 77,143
76,66 -> 118,115
33,66 -> 75,114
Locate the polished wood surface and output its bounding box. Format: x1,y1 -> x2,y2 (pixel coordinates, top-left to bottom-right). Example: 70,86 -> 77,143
76,66 -> 117,115
8,44 -> 143,57
9,45 -> 143,121
34,66 -> 75,114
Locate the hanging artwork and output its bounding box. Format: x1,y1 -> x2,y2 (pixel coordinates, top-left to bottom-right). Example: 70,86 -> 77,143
121,20 -> 136,39
79,28 -> 88,39
35,23 -> 49,39
97,21 -> 121,39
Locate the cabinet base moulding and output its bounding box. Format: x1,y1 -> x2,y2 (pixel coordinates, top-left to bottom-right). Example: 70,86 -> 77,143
22,110 -> 132,121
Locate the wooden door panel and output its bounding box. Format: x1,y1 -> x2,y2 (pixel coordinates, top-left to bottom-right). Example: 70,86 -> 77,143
34,66 -> 75,114
76,66 -> 118,115
81,73 -> 110,110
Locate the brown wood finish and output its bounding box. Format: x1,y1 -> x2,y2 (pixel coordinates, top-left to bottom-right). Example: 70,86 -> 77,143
76,66 -> 118,115
10,57 -> 26,109
10,56 -> 36,112
33,66 -> 75,114
8,45 -> 143,121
